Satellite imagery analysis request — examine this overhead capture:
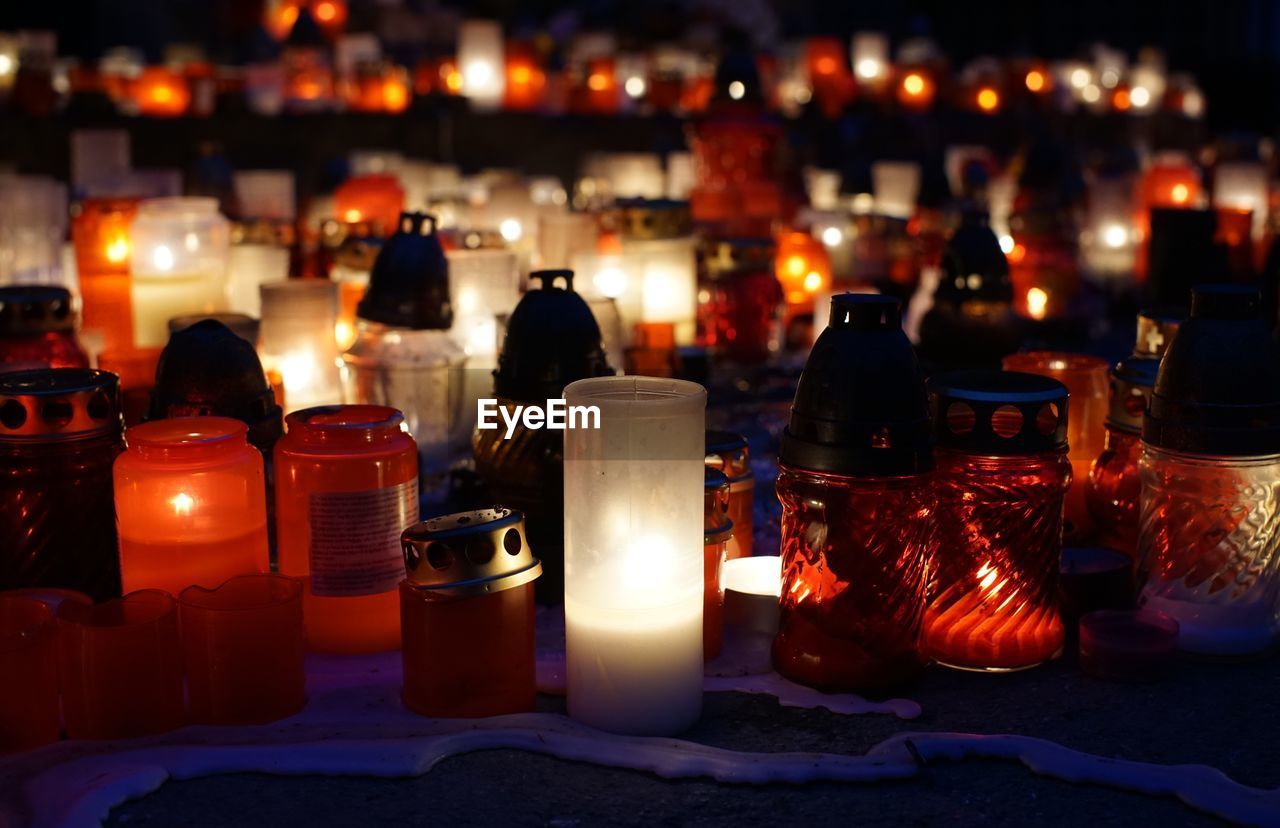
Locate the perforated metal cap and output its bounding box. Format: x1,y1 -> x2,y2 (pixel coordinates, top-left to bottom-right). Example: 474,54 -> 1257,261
401,508 -> 542,598
0,286 -> 76,336
0,369 -> 122,440
928,369 -> 1069,455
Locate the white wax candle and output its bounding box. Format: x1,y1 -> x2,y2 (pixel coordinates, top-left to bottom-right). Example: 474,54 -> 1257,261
131,271 -> 226,347
565,597 -> 703,735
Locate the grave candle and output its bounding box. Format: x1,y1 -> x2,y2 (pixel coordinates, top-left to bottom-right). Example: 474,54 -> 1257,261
115,417 -> 270,596
563,376 -> 706,736
72,196 -> 138,355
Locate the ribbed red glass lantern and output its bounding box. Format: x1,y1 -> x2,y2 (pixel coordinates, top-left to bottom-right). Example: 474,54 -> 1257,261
774,294 -> 933,693
923,370 -> 1071,671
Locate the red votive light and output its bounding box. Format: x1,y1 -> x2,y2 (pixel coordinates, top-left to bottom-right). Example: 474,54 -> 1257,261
924,370 -> 1071,672
1079,609 -> 1179,682
180,574 -> 306,725
399,509 -> 541,718
1059,546 -> 1135,623
58,590 -> 185,739
0,596 -> 59,752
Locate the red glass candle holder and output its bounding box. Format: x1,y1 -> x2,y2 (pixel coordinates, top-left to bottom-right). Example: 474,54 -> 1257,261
399,509 -> 541,717
335,174 -> 405,238
698,240 -> 783,366
57,590 -> 185,739
0,287 -> 89,372
180,574 -> 306,725
923,371 -> 1071,672
1002,352 -> 1108,543
773,295 -> 933,693
275,405 -> 418,654
705,430 -> 754,560
1087,354 -> 1160,560
132,66 -> 191,117
703,469 -> 732,661
115,417 -> 270,596
0,596 -> 59,752
0,370 -> 125,601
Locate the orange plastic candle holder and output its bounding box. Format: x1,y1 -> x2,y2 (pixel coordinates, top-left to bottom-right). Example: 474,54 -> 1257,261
73,197 -> 139,355
0,596 -> 60,752
334,174 -> 406,238
180,574 -> 306,725
399,508 -> 541,718
275,405 -> 418,654
57,590 -> 185,740
115,417 -> 270,596
703,469 -> 731,661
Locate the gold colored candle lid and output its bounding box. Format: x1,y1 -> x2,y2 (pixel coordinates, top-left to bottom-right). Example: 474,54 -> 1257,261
401,507 -> 542,597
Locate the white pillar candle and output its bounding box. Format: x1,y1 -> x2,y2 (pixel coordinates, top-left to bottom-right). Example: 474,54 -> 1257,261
872,161 -> 921,219
1213,161 -> 1269,239
226,244 -> 290,317
457,20 -> 505,112
129,197 -> 230,348
258,280 -> 342,411
851,32 -> 889,83
564,376 -> 707,735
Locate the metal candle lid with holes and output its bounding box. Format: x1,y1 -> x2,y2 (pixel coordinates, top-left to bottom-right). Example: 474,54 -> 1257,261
401,508 -> 542,598
0,286 -> 76,336
780,293 -> 931,476
928,370 -> 1069,455
358,212 -> 452,330
0,369 -> 121,439
704,468 -> 733,544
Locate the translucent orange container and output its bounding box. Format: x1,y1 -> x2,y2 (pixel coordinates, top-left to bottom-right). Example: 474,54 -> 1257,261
400,508 -> 541,717
57,590 -> 185,739
114,417 -> 270,596
0,595 -> 59,752
275,405 -> 418,654
334,174 -> 405,238
73,197 -> 139,355
180,574 -> 306,724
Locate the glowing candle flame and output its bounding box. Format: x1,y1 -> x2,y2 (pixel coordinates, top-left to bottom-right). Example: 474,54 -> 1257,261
1026,287 -> 1049,320
152,245 -> 175,272
171,492 -> 194,515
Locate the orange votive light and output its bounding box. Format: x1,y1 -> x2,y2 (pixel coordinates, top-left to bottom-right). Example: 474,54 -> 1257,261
74,197 -> 139,355
334,174 -> 405,238
897,69 -> 935,110
0,596 -> 59,752
703,469 -> 731,661
504,43 -> 545,110
114,417 -> 270,596
705,430 -> 753,560
399,509 -> 541,717
180,574 -> 306,725
57,590 -> 185,740
1002,352 -> 1109,542
132,66 -> 191,117
275,405 -> 418,654
775,231 -> 832,308
96,347 -> 161,427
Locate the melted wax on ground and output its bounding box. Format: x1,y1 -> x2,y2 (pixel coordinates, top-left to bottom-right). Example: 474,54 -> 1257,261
1,610 -> 1277,828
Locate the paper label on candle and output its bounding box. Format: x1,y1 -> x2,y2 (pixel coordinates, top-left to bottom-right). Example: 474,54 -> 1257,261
308,479 -> 418,596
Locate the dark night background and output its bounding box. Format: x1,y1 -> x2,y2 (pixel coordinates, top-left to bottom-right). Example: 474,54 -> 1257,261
5,0 -> 1280,131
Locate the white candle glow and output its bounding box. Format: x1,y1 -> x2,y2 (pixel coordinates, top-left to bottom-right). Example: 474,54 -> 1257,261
457,20 -> 505,112
129,198 -> 230,348
563,376 -> 707,736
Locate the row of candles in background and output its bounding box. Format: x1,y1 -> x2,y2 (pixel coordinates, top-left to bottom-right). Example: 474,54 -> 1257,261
0,13 -> 1206,120
2,274 -> 1275,747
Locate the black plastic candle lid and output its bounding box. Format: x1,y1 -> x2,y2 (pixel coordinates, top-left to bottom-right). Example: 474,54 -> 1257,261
928,369 -> 1069,455
0,286 -> 75,336
147,319 -> 283,451
493,270 -> 614,403
1144,285 -> 1280,455
935,205 -> 1012,306
357,212 -> 453,330
780,293 -> 931,476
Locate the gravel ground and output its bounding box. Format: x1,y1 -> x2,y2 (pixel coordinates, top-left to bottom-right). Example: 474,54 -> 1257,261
104,648 -> 1278,827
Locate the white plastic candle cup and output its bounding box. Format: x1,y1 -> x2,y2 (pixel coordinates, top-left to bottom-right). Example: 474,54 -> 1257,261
563,376 -> 707,735
722,555 -> 783,636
